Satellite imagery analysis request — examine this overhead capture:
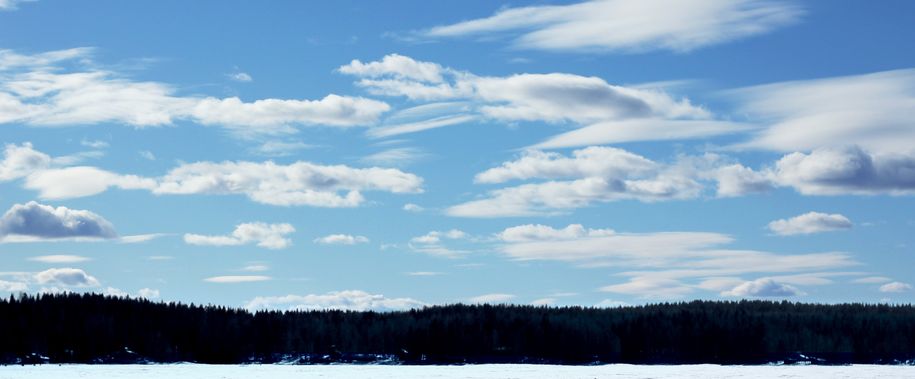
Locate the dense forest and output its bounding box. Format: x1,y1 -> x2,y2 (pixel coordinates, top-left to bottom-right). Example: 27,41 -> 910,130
1,293 -> 914,365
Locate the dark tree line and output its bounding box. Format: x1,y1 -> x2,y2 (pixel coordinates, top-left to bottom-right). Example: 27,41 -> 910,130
1,293 -> 914,365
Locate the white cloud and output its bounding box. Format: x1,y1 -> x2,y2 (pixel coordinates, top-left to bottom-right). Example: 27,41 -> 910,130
313,234 -> 369,245
154,160 -> 423,207
449,147 -> 705,217
721,278 -> 804,297
103,287 -> 160,299
0,143 -> 51,181
768,212 -> 853,236
137,288 -> 160,299
341,55 -> 723,141
772,147 -> 915,196
0,0 -> 34,11
241,264 -> 269,272
367,114 -> 477,139
80,139 -> 108,149
244,290 -> 426,312
497,223 -> 614,243
711,146 -> 915,197
406,271 -> 443,276
33,268 -> 100,287
25,166 -> 156,200
408,229 -> 469,258
402,203 -> 423,212
494,223 -> 857,298
119,233 -> 167,244
28,255 -> 90,263
189,95 -> 390,133
0,201 -> 117,242
0,48 -> 390,136
185,222 -> 295,249
595,299 -> 629,308
531,119 -> 751,149
138,150 -> 155,161
422,0 -> 801,53
411,229 -> 467,244
204,275 -> 271,283
0,280 -> 27,292
601,277 -> 694,299
713,163 -> 775,197
468,293 -> 516,304
15,146 -> 424,207
475,147 -> 656,184
347,59 -> 708,122
531,298 -> 557,306
147,255 -> 173,261
733,69 -> 915,155
852,276 -> 892,284
339,54 -> 447,83
103,287 -> 128,297
0,48 -> 90,70
360,147 -> 425,166
497,224 -> 731,264
228,72 -> 253,82
879,282 -> 912,293
472,73 -> 710,123
249,141 -> 314,157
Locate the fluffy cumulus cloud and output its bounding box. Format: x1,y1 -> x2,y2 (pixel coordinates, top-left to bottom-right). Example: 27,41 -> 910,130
721,278 -> 804,297
449,147 -> 707,217
879,282 -> 913,293
154,161 -> 423,207
185,222 -> 295,249
33,268 -> 100,287
421,0 -> 801,53
771,147 -> 915,195
767,212 -> 853,236
313,234 -> 369,245
244,290 -> 427,312
0,48 -> 390,136
0,201 -> 117,242
339,54 -> 447,83
340,55 -> 743,142
497,223 -> 615,243
494,223 -> 857,298
13,144 -> 424,207
714,146 -> 915,197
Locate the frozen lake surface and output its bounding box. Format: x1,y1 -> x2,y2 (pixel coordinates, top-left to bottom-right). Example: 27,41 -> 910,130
0,364 -> 913,378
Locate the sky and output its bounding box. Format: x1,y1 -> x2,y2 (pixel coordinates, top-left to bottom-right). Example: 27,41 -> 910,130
1,0 -> 914,311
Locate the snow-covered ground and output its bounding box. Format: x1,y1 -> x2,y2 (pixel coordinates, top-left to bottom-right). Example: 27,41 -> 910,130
0,364 -> 913,379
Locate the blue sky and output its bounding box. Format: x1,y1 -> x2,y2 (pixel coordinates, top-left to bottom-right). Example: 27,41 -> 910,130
1,0 -> 914,311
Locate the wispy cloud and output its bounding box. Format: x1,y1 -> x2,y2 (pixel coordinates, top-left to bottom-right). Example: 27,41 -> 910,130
419,0 -> 802,53
186,222 -> 295,250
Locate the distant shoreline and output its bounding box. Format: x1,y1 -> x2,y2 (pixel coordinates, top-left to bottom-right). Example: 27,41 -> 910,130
2,293 -> 914,366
